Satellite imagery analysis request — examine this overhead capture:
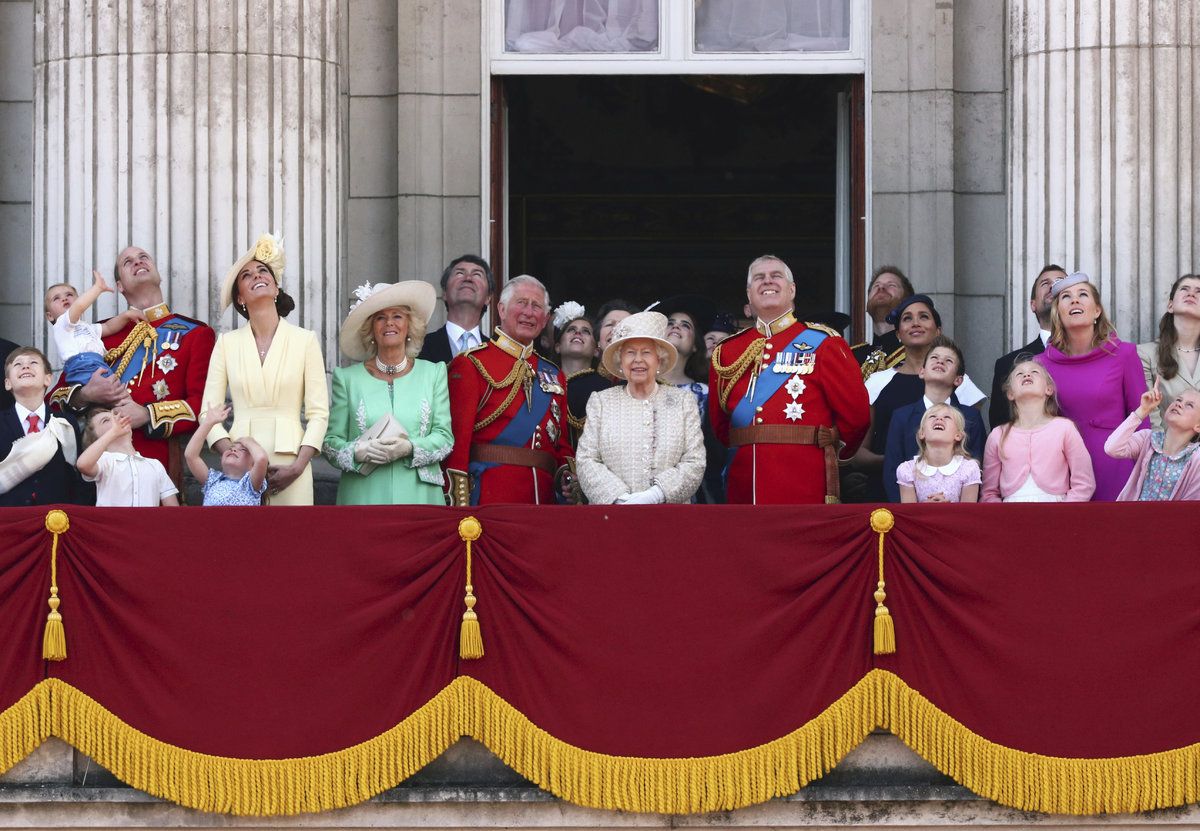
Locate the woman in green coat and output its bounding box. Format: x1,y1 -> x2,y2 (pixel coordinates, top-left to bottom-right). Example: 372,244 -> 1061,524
323,281 -> 453,505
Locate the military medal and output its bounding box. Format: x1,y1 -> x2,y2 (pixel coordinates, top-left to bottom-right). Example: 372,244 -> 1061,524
546,406 -> 561,445
538,369 -> 564,395
784,401 -> 805,422
798,354 -> 816,375
785,375 -> 806,398
152,379 -> 170,401
160,331 -> 182,351
156,354 -> 178,375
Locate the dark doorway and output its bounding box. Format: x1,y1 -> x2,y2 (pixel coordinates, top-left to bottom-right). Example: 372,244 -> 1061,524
500,74 -> 859,329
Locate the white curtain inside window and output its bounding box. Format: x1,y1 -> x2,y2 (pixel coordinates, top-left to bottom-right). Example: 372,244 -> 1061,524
505,0 -> 659,52
694,0 -> 850,52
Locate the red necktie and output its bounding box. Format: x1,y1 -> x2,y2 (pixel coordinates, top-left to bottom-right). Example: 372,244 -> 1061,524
26,413 -> 40,434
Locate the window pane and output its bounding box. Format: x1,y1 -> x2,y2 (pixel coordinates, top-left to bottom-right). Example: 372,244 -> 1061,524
694,0 -> 850,53
505,0 -> 659,53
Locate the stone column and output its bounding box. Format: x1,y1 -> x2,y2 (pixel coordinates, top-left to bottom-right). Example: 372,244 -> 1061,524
33,0 -> 344,360
1008,1 -> 1199,347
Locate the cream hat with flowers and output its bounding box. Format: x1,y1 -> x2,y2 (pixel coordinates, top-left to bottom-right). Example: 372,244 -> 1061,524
338,280 -> 437,361
600,311 -> 678,377
220,233 -> 286,311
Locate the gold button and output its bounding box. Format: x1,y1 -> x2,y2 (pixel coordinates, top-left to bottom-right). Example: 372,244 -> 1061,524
755,417 -> 763,424
755,406 -> 763,412
763,342 -> 773,350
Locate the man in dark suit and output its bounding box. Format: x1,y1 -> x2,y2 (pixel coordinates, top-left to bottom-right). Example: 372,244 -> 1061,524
0,347 -> 89,506
0,337 -> 19,410
988,264 -> 1065,428
418,255 -> 493,364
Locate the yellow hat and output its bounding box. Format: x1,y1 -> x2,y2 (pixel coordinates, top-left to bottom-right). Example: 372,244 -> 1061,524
220,233 -> 285,312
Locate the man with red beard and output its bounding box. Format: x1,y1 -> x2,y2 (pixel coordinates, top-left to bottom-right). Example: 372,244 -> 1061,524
445,274 -> 573,505
709,255 -> 869,504
852,266 -> 914,380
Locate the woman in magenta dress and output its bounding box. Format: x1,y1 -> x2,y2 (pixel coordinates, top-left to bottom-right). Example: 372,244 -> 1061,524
1035,272 -> 1148,501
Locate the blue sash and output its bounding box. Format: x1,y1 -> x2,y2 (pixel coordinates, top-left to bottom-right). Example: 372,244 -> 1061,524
729,330 -> 827,428
113,318 -> 201,384
724,328 -> 828,480
468,356 -> 554,505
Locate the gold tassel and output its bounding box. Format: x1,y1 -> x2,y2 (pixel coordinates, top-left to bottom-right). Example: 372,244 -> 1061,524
458,517 -> 484,660
869,508 -> 895,655
42,510 -> 70,661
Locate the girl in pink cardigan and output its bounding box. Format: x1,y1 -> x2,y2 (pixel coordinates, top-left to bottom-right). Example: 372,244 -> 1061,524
982,359 -> 1096,502
1104,381 -> 1200,501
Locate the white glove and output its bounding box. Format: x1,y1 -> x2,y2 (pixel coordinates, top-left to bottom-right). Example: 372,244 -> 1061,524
353,438 -> 390,466
376,436 -> 413,463
615,484 -> 665,505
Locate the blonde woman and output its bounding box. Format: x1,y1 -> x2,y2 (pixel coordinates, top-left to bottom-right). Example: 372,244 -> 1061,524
322,281 -> 453,505
201,234 -> 329,505
1034,272 -> 1146,501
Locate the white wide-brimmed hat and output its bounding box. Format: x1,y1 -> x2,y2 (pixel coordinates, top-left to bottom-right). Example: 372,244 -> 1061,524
338,280 -> 437,361
220,233 -> 286,312
600,311 -> 678,377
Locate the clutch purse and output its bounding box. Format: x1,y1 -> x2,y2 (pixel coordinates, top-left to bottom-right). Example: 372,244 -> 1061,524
357,412 -> 409,476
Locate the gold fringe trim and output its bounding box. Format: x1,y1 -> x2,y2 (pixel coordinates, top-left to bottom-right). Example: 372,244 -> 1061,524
875,669 -> 1200,815
47,678 -> 461,816
458,674 -> 877,815
1,672 -> 1197,816
0,683 -> 52,776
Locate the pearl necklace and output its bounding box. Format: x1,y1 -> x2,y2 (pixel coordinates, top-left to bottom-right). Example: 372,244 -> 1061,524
375,355 -> 409,376
1178,346 -> 1200,354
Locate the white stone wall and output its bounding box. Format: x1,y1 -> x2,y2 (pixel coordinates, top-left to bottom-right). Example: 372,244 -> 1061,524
1009,0 -> 1199,346
0,0 -> 34,345
870,0 -> 1008,395
32,0 -> 345,363
345,0 -> 482,338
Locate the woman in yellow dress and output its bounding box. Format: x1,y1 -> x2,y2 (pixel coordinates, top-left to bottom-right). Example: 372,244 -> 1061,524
201,234 -> 329,505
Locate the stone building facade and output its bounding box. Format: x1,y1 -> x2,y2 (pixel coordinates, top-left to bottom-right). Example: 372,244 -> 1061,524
1,1 -> 1195,395
0,2 -> 1197,823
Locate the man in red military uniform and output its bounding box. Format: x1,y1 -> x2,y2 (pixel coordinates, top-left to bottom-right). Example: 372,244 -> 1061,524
709,255 -> 869,504
445,274 -> 573,506
50,246 -> 216,485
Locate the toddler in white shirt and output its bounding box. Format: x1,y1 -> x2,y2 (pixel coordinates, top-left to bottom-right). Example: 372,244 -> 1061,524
45,271 -> 144,386
76,409 -> 178,506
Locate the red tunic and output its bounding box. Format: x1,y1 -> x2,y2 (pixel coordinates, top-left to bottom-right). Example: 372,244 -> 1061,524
446,334 -> 572,505
50,305 -> 216,482
709,316 -> 869,505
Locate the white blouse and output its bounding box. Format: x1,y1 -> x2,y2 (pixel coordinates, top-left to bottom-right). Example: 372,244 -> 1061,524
575,384 -> 705,505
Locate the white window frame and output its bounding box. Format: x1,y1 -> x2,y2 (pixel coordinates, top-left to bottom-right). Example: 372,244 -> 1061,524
486,0 -> 867,75
479,0 -> 873,332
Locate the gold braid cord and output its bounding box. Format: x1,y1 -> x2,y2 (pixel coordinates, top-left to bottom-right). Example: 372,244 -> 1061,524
711,338 -> 766,410
105,321 -> 158,378
468,354 -> 533,431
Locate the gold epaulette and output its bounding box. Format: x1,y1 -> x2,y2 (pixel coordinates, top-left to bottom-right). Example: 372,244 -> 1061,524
805,322 -> 843,338
860,345 -> 907,382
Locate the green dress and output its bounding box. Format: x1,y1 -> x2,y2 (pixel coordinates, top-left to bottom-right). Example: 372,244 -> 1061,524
323,360 -> 453,505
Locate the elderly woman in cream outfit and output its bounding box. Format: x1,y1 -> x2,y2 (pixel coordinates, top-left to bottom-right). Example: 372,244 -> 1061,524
576,311 -> 705,504
201,234 -> 329,505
